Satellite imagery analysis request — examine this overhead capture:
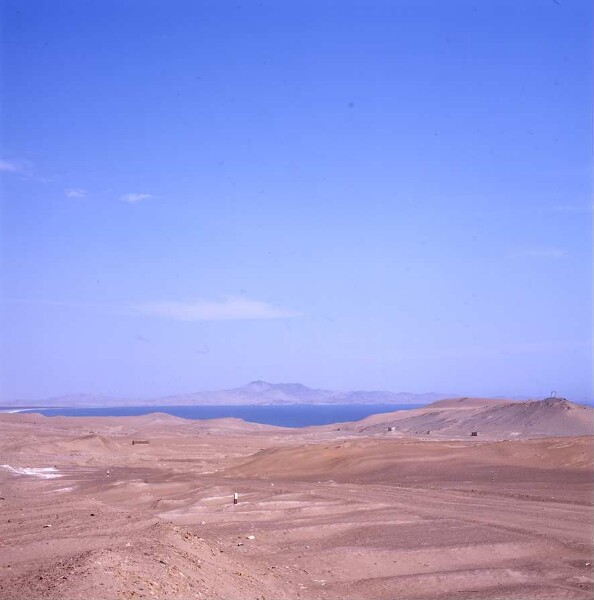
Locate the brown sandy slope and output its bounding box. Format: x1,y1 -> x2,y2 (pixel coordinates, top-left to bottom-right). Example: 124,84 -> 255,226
234,436 -> 594,486
0,491 -> 292,600
349,397 -> 594,438
427,397 -> 515,408
0,409 -> 592,600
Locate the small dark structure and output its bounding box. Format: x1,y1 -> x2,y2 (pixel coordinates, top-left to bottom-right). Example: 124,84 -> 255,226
132,440 -> 149,445
387,426 -> 395,432
470,431 -> 478,437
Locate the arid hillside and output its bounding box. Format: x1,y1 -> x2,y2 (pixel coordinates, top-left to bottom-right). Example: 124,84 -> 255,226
351,397 -> 593,438
0,405 -> 592,600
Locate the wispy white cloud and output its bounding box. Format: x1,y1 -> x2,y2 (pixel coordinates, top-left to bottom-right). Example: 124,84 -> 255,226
0,158 -> 52,182
133,296 -> 302,321
0,159 -> 20,173
0,158 -> 31,175
120,192 -> 153,203
64,188 -> 88,198
508,247 -> 568,260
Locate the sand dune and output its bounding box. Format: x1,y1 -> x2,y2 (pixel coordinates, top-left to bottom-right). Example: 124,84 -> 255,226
355,397 -> 593,438
0,403 -> 592,599
0,493 -> 293,600
234,436 -> 593,486
427,397 -> 516,408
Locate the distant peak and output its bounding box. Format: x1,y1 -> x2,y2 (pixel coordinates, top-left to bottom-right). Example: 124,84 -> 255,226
238,381 -> 318,395
241,380 -> 273,392
275,382 -> 312,392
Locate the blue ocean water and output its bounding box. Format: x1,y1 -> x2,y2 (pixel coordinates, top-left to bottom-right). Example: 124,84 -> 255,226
30,404 -> 424,428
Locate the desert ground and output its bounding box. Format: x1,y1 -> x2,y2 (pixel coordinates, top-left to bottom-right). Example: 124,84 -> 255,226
0,398 -> 592,599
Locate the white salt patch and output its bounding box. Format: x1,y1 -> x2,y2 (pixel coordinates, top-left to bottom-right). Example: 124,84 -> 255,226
1,464 -> 62,479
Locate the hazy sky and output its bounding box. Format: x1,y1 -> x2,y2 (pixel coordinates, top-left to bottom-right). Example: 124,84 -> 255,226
1,0 -> 592,402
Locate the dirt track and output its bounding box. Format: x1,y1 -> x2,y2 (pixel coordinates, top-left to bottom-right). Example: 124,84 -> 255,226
0,410 -> 592,599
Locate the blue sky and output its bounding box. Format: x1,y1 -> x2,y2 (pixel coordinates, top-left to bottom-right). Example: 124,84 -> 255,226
1,0 -> 592,402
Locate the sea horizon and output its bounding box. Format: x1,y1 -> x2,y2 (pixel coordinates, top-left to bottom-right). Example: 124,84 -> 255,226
4,403 -> 426,428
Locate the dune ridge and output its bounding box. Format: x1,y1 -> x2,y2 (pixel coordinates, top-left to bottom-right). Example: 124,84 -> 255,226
0,397 -> 592,599
351,397 -> 593,438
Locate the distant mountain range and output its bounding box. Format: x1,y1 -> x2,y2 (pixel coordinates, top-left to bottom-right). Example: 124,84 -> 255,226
4,381 -> 455,408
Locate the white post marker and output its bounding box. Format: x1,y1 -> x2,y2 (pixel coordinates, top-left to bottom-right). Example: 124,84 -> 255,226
233,492 -> 238,505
